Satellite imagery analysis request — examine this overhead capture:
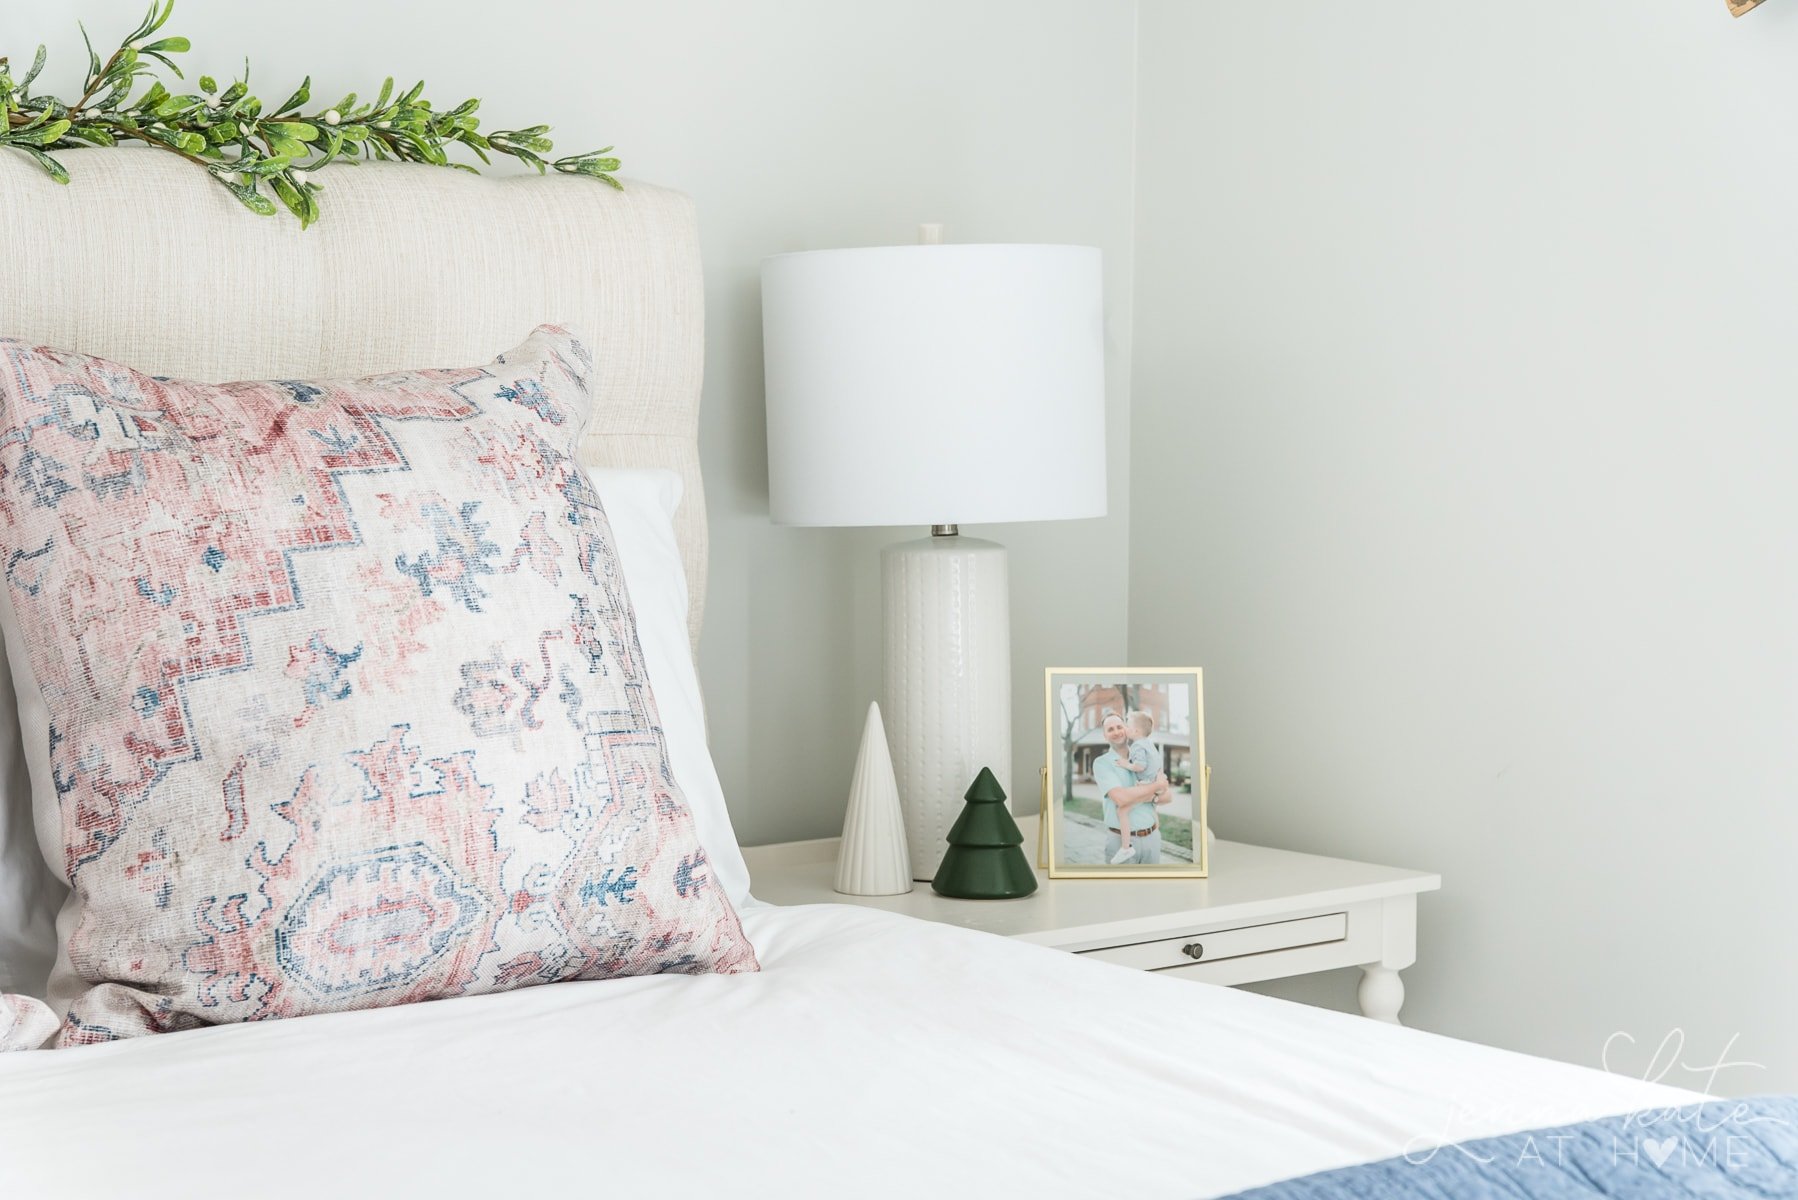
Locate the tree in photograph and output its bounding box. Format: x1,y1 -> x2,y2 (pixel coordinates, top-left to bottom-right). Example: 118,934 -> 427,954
1057,683 -> 1089,811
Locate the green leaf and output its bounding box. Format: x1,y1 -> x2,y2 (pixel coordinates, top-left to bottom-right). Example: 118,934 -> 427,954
64,124 -> 117,147
124,3 -> 155,44
130,0 -> 175,44
556,158 -> 622,178
20,45 -> 47,93
216,174 -> 276,216
78,22 -> 101,84
9,119 -> 72,146
268,121 -> 319,142
144,126 -> 204,155
266,133 -> 306,160
135,81 -> 170,112
552,151 -> 624,189
314,129 -> 344,168
269,172 -> 309,226
174,130 -> 205,154
18,146 -> 70,184
556,149 -> 620,171
143,52 -> 185,80
248,156 -> 291,176
373,77 -> 394,112
199,74 -> 218,94
399,132 -> 445,165
266,173 -> 320,229
491,127 -> 554,155
275,76 -> 310,116
140,36 -> 190,55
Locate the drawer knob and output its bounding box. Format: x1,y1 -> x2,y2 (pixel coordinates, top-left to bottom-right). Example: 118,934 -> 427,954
1181,942 -> 1205,961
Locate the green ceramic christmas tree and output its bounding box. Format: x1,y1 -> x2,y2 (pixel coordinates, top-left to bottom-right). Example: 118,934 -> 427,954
931,767 -> 1038,899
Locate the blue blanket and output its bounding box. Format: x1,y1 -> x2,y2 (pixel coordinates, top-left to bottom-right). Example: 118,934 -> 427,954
1229,1096 -> 1798,1198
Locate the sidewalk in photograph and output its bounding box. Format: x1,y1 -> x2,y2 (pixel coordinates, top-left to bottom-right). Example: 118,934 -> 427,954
1061,810 -> 1194,865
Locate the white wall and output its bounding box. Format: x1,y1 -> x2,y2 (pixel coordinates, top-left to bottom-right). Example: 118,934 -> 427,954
1130,0 -> 1798,1091
9,0 -> 1139,844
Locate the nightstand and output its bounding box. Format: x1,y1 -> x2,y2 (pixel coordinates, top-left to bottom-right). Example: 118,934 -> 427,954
742,815 -> 1441,1024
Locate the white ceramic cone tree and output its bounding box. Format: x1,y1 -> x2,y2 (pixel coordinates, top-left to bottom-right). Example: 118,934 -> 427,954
835,702 -> 913,896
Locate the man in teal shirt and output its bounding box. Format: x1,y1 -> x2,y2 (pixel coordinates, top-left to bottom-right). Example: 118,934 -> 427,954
1092,711 -> 1168,864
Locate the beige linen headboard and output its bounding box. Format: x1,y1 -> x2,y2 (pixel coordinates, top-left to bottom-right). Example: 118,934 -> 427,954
0,148 -> 708,645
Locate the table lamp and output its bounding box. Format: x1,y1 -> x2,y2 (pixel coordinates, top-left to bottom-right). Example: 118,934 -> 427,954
761,236 -> 1105,880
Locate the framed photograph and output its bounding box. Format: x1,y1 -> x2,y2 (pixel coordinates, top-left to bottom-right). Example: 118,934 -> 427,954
1043,668 -> 1207,879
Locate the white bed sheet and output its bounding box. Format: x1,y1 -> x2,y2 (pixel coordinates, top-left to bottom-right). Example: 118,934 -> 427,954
0,903 -> 1697,1199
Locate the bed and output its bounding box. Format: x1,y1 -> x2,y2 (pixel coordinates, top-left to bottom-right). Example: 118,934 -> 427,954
0,904 -> 1712,1197
0,150 -> 1768,1199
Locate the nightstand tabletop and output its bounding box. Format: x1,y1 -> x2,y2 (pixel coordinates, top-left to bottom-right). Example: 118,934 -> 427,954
742,815 -> 1440,951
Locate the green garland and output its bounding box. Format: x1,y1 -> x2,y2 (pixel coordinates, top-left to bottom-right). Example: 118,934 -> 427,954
0,1 -> 621,228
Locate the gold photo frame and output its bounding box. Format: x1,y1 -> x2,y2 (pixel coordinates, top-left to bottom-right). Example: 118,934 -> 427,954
1043,668 -> 1208,879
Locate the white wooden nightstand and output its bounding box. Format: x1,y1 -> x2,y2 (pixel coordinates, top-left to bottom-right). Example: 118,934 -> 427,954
742,815 -> 1441,1024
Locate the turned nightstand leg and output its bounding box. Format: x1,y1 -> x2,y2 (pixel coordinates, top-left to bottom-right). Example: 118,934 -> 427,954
1357,965 -> 1405,1024
1358,894 -> 1418,1025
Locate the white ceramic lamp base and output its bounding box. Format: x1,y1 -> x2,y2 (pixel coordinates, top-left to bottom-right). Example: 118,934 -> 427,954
881,533 -> 1011,882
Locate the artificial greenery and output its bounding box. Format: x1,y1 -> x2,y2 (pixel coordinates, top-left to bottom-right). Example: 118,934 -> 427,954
0,1 -> 621,228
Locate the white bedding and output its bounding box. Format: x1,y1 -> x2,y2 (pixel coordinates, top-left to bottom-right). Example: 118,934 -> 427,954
0,903 -> 1696,1199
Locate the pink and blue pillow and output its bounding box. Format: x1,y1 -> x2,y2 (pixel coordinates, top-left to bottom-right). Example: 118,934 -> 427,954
0,326 -> 757,1047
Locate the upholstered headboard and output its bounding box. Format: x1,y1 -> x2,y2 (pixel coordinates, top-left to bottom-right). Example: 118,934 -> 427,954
0,148 -> 708,644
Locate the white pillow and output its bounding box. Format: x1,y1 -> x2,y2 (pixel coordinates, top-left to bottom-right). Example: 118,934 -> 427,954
0,465 -> 749,1003
585,469 -> 751,909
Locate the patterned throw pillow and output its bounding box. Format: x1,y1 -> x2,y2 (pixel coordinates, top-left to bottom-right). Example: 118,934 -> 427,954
0,326 -> 757,1047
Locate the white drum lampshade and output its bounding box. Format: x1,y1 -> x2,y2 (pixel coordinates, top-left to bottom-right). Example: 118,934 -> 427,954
762,242 -> 1105,880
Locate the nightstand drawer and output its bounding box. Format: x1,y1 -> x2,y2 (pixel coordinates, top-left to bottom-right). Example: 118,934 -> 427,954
1077,912 -> 1348,972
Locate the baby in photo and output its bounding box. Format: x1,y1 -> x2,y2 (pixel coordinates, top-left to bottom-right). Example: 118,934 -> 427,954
1112,709 -> 1172,864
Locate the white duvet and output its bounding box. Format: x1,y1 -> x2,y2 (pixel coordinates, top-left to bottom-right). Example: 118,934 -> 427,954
0,903 -> 1696,1199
